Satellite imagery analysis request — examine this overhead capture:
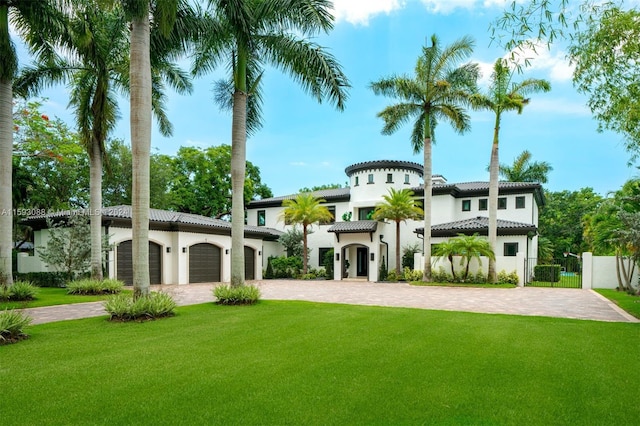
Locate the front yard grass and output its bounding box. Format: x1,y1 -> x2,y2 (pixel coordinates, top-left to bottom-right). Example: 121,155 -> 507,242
2,301 -> 639,425
0,287 -> 131,310
595,289 -> 640,319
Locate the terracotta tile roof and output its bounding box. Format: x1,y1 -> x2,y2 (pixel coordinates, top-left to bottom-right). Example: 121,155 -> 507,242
416,216 -> 537,237
327,220 -> 378,234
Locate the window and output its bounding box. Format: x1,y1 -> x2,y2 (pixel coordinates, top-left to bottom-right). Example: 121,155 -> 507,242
498,197 -> 507,210
516,196 -> 525,209
404,174 -> 410,184
320,206 -> 336,224
354,176 -> 359,186
462,199 -> 471,212
479,199 -> 487,211
358,207 -> 375,220
367,174 -> 374,184
257,210 -> 265,226
504,242 -> 518,257
318,247 -> 332,267
386,173 -> 393,183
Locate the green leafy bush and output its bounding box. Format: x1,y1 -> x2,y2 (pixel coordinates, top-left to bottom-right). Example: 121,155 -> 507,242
402,267 -> 423,282
264,257 -> 275,279
378,260 -> 388,282
104,292 -> 176,321
0,310 -> 32,344
67,279 -> 124,295
269,256 -> 303,279
0,281 -> 39,301
534,265 -> 561,282
213,285 -> 261,305
386,270 -> 401,282
323,249 -> 334,279
432,267 -> 455,283
498,270 -> 519,285
14,272 -> 71,287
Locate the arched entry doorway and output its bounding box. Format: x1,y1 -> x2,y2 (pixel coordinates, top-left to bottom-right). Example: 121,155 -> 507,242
341,244 -> 369,280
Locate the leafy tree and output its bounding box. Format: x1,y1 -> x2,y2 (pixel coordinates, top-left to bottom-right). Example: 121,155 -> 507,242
169,145 -> 272,218
299,183 -> 344,193
537,236 -> 555,264
432,240 -> 459,280
499,150 -> 553,183
471,59 -> 550,283
278,228 -> 304,259
449,234 -> 495,281
1,0 -> 66,285
372,188 -> 423,275
370,34 -> 479,282
193,0 -> 349,287
38,214 -> 92,279
281,194 -> 333,275
539,188 -> 603,259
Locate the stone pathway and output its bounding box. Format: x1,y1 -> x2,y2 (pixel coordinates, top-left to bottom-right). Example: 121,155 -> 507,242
21,280 -> 638,325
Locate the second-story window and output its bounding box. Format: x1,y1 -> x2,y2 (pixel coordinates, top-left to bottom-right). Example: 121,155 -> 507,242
367,174 -> 374,184
479,199 -> 487,211
321,206 -> 336,224
257,210 -> 265,226
498,197 -> 507,210
359,207 -> 375,220
386,173 -> 393,183
354,176 -> 359,186
404,174 -> 410,184
462,200 -> 471,212
516,196 -> 525,209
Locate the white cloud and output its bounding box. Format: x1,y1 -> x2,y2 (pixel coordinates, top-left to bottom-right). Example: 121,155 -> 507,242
508,41 -> 574,83
419,0 -> 509,14
290,161 -> 308,167
526,98 -> 590,116
332,0 -> 406,25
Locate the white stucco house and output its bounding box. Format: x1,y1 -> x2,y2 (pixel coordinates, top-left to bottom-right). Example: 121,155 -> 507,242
246,159 -> 544,281
18,206 -> 283,285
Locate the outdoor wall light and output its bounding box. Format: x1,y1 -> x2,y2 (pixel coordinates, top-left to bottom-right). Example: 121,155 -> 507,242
370,253 -> 375,261
258,251 -> 261,256
335,253 -> 340,261
225,249 -> 229,254
182,247 -> 187,253
166,247 -> 171,253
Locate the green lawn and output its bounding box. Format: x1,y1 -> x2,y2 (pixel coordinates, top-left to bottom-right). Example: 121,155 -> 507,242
526,275 -> 582,288
2,301 -> 639,425
595,289 -> 640,319
411,281 -> 516,288
0,287 -> 131,310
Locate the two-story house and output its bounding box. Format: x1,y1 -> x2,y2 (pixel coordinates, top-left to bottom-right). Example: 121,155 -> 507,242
248,160 -> 544,281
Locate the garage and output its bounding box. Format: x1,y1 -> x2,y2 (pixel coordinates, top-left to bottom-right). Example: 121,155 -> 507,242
244,246 -> 255,280
189,243 -> 221,283
116,240 -> 162,286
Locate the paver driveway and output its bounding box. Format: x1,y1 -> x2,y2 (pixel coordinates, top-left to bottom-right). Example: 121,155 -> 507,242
22,280 -> 638,324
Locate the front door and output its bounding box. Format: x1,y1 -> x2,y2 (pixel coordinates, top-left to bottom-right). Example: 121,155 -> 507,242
356,247 -> 368,278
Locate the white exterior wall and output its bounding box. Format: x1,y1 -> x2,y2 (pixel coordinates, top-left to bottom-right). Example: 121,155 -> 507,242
431,194 -> 456,226
590,255 -> 639,289
349,167 -> 422,203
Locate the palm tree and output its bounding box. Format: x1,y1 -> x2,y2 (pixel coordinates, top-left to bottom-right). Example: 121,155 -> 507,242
370,34 -> 479,282
1,0 -> 66,285
372,188 -> 423,275
471,59 -> 550,282
16,2 -> 192,282
450,233 -> 495,281
193,0 -> 349,287
499,150 -> 553,183
281,193 -> 333,275
123,0 -> 197,298
432,240 -> 459,280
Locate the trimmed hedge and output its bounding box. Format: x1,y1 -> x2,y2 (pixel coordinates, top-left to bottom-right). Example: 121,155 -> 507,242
14,272 -> 71,288
533,264 -> 561,282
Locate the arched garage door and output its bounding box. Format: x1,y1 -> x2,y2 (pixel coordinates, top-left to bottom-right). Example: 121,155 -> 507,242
189,243 -> 221,283
116,240 -> 162,286
244,246 -> 255,280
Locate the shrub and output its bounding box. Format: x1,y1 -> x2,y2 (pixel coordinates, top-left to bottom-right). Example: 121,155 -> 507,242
0,310 -> 32,344
0,281 -> 39,301
386,270 -> 401,282
103,292 -> 176,321
378,260 -> 388,282
402,243 -> 421,270
498,270 -> 519,285
214,285 -> 261,305
322,249 -> 334,279
264,257 -> 275,279
269,256 -> 303,279
67,279 -> 124,295
533,264 -> 561,282
14,272 -> 70,287
403,267 -> 423,282
432,267 -> 454,283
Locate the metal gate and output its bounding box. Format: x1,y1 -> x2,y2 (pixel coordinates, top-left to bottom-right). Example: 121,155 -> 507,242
525,256 -> 582,288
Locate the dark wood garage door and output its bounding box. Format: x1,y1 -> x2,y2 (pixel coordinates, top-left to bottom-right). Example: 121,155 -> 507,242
116,240 -> 162,286
189,243 -> 221,283
244,246 -> 255,280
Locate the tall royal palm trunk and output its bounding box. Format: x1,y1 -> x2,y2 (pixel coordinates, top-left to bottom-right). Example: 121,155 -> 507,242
422,137 -> 433,282
230,90 -> 247,287
0,79 -> 12,286
395,220 -> 401,275
0,5 -> 13,286
89,138 -> 103,280
302,224 -> 309,275
487,114 -> 501,283
130,12 -> 152,298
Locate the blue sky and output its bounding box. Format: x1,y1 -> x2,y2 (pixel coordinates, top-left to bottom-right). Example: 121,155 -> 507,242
16,0 -> 638,198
